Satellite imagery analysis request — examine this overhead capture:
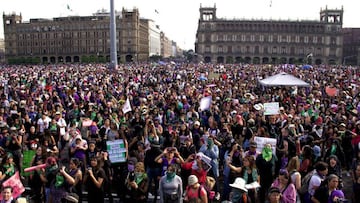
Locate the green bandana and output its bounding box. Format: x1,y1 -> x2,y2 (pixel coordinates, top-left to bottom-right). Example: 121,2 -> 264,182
262,146 -> 273,162
166,172 -> 176,182
207,139 -> 214,148
55,174 -> 65,187
135,172 -> 147,185
331,144 -> 337,155
4,164 -> 15,176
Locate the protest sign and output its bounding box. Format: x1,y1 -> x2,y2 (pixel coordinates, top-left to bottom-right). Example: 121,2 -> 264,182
122,98 -> 132,114
106,139 -> 127,163
0,172 -> 25,200
254,136 -> 277,154
200,96 -> 212,111
263,102 -> 280,115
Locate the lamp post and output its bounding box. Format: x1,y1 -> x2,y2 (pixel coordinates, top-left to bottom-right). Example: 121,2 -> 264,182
109,0 -> 118,69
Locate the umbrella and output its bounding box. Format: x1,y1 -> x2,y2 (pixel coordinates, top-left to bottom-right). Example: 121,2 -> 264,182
158,61 -> 167,65
302,65 -> 313,70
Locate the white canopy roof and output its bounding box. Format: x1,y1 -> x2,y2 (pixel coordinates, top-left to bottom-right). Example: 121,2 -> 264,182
259,72 -> 310,87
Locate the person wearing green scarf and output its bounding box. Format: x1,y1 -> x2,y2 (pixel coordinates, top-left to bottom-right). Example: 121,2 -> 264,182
159,164 -> 183,203
256,143 -> 277,203
1,153 -> 16,181
262,144 -> 273,162
125,162 -> 149,203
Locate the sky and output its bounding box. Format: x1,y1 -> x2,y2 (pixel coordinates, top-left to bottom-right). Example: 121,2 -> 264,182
1,0 -> 359,50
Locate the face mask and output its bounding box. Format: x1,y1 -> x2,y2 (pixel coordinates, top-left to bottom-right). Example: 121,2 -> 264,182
128,164 -> 135,172
166,171 -> 176,181
231,190 -> 242,203
135,172 -> 142,179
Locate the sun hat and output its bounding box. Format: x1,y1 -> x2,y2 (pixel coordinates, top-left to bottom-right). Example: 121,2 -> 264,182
188,175 -> 198,186
229,177 -> 248,192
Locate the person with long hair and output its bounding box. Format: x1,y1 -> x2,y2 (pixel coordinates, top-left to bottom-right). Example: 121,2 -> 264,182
271,169 -> 297,203
0,153 -> 18,182
241,155 -> 259,203
29,146 -> 45,203
125,162 -> 149,203
311,174 -> 342,203
159,164 -> 183,203
299,145 -> 313,177
67,158 -> 83,203
286,156 -> 301,203
286,156 -> 301,191
84,156 -> 106,203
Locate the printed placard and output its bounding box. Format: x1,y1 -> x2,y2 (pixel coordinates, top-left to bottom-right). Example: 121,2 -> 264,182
263,102 -> 280,115
106,139 -> 127,163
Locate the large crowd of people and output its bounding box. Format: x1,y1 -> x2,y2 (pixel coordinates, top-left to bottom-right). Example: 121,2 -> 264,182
0,63 -> 359,203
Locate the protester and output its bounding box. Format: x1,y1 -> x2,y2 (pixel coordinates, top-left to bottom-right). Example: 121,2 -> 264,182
229,177 -> 251,203
124,162 -> 149,203
1,186 -> 15,203
266,187 -> 281,203
271,169 -> 297,203
159,164 -> 183,203
184,175 -> 207,203
84,156 -> 106,203
311,174 -> 341,203
0,63 -> 359,202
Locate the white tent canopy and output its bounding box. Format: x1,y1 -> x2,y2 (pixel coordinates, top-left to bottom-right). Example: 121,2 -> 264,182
259,72 -> 310,87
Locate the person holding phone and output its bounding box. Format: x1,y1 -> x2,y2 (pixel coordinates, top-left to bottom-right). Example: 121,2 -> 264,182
155,147 -> 185,176
84,156 -> 107,203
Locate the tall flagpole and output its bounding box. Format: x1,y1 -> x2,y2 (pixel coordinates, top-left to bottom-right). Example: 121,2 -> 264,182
109,0 -> 118,69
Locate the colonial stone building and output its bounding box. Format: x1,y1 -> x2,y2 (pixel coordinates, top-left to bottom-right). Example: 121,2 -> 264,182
0,38 -> 4,63
2,8 -> 177,64
195,5 -> 344,65
342,28 -> 360,65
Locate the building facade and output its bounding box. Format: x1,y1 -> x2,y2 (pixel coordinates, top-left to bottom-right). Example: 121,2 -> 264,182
342,28 -> 360,65
160,32 -> 172,58
2,8 -> 177,64
195,5 -> 344,65
0,38 -> 4,63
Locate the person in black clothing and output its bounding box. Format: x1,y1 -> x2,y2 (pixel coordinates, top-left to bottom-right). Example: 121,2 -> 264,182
84,156 -> 107,203
6,127 -> 23,173
101,151 -> 113,203
144,142 -> 163,202
29,147 -> 45,203
256,143 -> 276,203
191,121 -> 203,151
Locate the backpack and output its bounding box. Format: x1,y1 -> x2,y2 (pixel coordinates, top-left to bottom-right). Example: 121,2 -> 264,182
298,169 -> 317,195
198,184 -> 215,201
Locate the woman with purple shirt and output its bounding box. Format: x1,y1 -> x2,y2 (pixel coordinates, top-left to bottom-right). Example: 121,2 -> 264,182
271,169 -> 297,203
70,137 -> 88,170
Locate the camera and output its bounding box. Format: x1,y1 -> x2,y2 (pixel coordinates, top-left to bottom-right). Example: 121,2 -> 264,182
237,145 -> 241,151
129,171 -> 135,181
